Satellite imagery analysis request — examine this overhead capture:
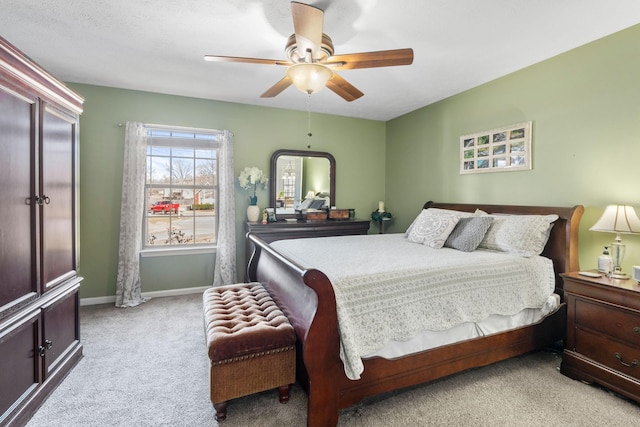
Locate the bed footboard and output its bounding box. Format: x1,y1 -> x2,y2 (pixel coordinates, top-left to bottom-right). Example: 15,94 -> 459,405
247,233 -> 343,426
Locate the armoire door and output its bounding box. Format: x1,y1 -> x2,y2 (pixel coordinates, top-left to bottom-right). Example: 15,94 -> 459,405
40,103 -> 78,291
40,282 -> 81,377
0,310 -> 41,423
0,82 -> 38,316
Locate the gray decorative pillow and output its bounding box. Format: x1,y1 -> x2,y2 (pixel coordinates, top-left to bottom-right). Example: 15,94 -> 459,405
444,216 -> 494,252
406,209 -> 461,249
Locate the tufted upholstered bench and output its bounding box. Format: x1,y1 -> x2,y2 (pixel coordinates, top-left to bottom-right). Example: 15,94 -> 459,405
203,282 -> 296,421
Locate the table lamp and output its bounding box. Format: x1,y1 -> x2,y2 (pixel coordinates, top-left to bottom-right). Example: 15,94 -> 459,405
590,205 -> 640,279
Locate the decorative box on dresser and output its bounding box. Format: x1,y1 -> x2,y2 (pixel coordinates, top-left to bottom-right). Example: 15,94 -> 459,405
561,271 -> 640,404
0,36 -> 84,426
245,219 -> 370,277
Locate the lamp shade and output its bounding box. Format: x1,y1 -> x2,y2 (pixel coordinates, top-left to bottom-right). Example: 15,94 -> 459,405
590,205 -> 640,234
286,63 -> 333,94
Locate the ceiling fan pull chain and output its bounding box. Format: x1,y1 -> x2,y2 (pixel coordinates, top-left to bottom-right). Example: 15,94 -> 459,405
307,93 -> 313,139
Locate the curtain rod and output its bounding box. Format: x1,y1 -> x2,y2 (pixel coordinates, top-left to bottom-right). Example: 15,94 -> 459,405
116,122 -> 229,135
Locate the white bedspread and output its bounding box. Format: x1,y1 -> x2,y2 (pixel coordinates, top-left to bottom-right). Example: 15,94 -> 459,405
270,233 -> 556,380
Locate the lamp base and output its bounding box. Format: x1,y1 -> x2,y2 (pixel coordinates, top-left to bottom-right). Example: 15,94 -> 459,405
609,240 -> 628,280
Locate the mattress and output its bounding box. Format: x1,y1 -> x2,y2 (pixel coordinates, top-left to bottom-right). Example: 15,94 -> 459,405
271,233 -> 557,380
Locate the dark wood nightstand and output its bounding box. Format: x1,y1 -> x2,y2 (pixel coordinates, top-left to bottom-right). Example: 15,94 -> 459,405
561,271 -> 640,403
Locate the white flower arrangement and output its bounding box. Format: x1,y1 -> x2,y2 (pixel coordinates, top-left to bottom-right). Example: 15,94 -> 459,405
237,166 -> 268,205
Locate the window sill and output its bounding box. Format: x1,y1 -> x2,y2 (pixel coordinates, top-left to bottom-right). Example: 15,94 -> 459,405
140,246 -> 216,258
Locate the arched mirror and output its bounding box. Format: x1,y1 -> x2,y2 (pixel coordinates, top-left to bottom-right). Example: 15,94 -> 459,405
270,149 -> 336,219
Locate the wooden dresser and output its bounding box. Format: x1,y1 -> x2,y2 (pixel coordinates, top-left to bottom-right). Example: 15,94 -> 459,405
0,36 -> 84,425
561,271 -> 640,404
245,219 -> 370,277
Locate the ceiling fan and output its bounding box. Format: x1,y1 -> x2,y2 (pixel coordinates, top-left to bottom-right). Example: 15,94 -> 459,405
204,1 -> 414,102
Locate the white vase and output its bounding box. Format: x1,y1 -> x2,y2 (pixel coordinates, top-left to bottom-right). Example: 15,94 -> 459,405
247,205 -> 260,222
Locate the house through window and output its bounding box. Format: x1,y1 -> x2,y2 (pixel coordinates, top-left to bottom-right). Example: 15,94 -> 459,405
144,126 -> 219,248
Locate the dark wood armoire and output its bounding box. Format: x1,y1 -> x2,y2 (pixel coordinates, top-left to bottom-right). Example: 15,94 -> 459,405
0,36 -> 84,426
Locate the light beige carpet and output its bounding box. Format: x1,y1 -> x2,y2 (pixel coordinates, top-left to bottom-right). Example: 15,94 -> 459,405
26,293 -> 640,426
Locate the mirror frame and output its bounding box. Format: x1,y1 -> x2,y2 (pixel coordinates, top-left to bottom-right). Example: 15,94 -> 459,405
269,149 -> 336,219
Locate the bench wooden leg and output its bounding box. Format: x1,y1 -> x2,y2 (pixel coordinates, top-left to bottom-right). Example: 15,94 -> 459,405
213,401 -> 228,421
278,384 -> 291,404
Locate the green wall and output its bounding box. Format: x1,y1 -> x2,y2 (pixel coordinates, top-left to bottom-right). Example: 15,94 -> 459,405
303,156 -> 331,197
71,23 -> 640,300
386,23 -> 640,273
69,83 -> 385,299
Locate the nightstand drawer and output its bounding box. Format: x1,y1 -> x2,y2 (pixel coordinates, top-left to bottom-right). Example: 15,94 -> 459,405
575,299 -> 640,344
575,328 -> 640,380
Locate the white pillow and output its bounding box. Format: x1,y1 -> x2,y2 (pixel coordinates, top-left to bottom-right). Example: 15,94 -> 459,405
406,209 -> 462,249
476,210 -> 559,257
405,208 -> 472,238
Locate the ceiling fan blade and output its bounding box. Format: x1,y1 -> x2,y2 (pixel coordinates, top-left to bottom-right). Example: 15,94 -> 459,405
260,75 -> 293,98
329,48 -> 414,70
291,1 -> 324,60
204,55 -> 292,66
326,73 -> 364,102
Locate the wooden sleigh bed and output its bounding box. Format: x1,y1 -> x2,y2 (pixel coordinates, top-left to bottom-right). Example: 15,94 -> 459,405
246,201 -> 584,426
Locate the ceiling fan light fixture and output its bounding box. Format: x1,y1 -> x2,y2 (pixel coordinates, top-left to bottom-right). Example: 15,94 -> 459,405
286,63 -> 334,94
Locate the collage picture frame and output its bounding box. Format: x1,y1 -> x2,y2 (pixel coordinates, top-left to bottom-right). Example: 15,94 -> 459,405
460,121 -> 532,174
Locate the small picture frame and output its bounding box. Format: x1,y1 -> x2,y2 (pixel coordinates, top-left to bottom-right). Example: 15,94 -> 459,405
460,121 -> 532,174
265,208 -> 277,223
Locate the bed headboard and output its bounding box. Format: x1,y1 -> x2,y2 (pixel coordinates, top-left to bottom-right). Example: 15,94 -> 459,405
423,201 -> 584,295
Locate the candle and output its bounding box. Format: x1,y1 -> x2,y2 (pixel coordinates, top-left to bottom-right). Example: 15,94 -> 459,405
378,201 -> 385,212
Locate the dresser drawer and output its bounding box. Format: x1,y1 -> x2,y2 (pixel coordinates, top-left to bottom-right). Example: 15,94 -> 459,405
575,327 -> 640,380
575,298 -> 640,345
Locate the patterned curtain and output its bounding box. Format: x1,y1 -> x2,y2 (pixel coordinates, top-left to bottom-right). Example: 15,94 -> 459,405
213,130 -> 237,286
116,124 -> 236,304
115,122 -> 148,307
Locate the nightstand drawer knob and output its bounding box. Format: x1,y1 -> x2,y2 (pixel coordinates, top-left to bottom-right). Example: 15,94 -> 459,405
634,326 -> 640,334
614,352 -> 639,368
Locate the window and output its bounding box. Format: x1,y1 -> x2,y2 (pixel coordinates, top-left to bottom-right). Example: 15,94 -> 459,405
144,126 -> 219,249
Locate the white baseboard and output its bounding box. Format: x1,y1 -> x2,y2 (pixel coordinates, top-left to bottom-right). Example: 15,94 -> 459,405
79,286 -> 210,306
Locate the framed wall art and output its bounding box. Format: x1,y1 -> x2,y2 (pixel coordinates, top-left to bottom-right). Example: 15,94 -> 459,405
460,121 -> 532,174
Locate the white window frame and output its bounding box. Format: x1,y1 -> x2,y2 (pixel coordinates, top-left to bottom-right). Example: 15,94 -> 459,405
140,125 -> 220,256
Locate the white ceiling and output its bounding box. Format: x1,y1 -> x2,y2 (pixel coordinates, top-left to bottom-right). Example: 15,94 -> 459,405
2,1 -> 640,121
